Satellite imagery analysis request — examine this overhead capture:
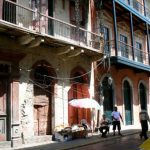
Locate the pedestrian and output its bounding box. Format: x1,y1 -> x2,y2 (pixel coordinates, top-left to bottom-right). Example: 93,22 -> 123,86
139,109 -> 150,140
111,106 -> 123,136
99,114 -> 110,137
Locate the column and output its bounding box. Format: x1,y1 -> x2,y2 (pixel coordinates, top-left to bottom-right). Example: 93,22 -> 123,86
146,23 -> 150,65
130,12 -> 135,60
112,0 -> 118,56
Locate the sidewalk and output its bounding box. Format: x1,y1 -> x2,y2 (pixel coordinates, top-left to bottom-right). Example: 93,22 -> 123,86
8,126 -> 141,150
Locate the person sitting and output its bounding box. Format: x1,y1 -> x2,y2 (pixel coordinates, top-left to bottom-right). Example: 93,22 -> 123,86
81,119 -> 88,130
99,114 -> 110,138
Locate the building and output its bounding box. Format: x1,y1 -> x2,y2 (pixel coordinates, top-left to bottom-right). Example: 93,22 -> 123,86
94,0 -> 150,127
0,0 -> 103,147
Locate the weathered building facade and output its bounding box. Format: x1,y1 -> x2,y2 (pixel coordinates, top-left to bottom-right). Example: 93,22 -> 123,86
0,0 -> 103,147
0,0 -> 150,148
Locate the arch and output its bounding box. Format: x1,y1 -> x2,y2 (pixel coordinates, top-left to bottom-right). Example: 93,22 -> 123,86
122,77 -> 133,125
138,81 -> 147,110
99,73 -> 114,120
31,60 -> 57,135
31,60 -> 57,83
70,66 -> 89,84
68,66 -> 90,126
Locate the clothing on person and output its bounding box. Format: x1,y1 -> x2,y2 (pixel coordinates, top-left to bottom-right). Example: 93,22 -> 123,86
111,106 -> 123,136
99,114 -> 110,137
81,119 -> 88,130
139,110 -> 150,140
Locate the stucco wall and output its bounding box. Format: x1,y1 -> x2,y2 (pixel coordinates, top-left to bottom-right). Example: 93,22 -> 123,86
19,46 -> 91,137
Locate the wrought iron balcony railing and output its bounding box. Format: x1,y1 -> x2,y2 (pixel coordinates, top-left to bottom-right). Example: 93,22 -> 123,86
1,0 -> 102,53
105,40 -> 149,65
119,0 -> 150,19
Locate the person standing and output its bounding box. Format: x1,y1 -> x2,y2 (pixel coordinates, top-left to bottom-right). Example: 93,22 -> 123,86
111,106 -> 123,136
139,110 -> 150,140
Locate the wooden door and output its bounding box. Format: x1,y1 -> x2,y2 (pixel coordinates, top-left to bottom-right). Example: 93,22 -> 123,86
34,86 -> 51,135
0,79 -> 8,141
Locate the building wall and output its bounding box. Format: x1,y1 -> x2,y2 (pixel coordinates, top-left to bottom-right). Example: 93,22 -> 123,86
97,65 -> 149,126
95,6 -> 150,127
19,46 -> 91,138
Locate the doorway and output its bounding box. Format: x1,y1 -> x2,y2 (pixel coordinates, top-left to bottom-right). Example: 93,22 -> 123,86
123,80 -> 133,125
33,65 -> 53,135
0,77 -> 9,141
139,83 -> 147,110
102,76 -> 113,120
68,69 -> 91,125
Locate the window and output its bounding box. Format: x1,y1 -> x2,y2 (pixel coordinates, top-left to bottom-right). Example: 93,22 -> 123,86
120,34 -> 128,58
136,42 -> 143,63
103,27 -> 110,55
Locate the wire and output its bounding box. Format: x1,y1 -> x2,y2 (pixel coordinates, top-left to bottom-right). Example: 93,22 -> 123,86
23,56 -> 106,81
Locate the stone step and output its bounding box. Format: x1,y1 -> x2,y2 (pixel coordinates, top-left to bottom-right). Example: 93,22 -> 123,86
24,135 -> 52,144
0,141 -> 11,148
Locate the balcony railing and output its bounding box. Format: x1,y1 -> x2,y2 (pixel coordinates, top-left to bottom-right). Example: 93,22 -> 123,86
106,40 -> 149,65
119,0 -> 150,19
1,0 -> 102,52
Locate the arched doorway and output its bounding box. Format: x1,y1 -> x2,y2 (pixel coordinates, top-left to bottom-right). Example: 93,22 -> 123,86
102,76 -> 113,120
123,80 -> 133,125
139,83 -> 147,110
68,67 -> 91,125
31,61 -> 56,135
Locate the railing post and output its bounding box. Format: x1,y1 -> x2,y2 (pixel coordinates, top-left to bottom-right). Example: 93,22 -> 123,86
130,12 -> 135,60
75,0 -> 80,43
112,0 -> 118,56
146,23 -> 150,65
143,0 -> 146,16
38,11 -> 41,33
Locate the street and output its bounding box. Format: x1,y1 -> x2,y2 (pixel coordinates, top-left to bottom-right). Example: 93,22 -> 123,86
15,133 -> 144,150
72,134 -> 143,150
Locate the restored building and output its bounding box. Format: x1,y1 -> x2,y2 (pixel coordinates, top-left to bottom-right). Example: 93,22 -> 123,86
94,0 -> 150,127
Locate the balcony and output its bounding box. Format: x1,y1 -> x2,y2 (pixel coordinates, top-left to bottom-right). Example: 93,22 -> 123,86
105,40 -> 150,72
117,0 -> 150,21
0,0 -> 102,54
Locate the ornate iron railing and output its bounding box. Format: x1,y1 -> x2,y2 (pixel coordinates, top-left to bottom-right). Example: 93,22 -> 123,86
119,0 -> 150,19
105,40 -> 149,65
